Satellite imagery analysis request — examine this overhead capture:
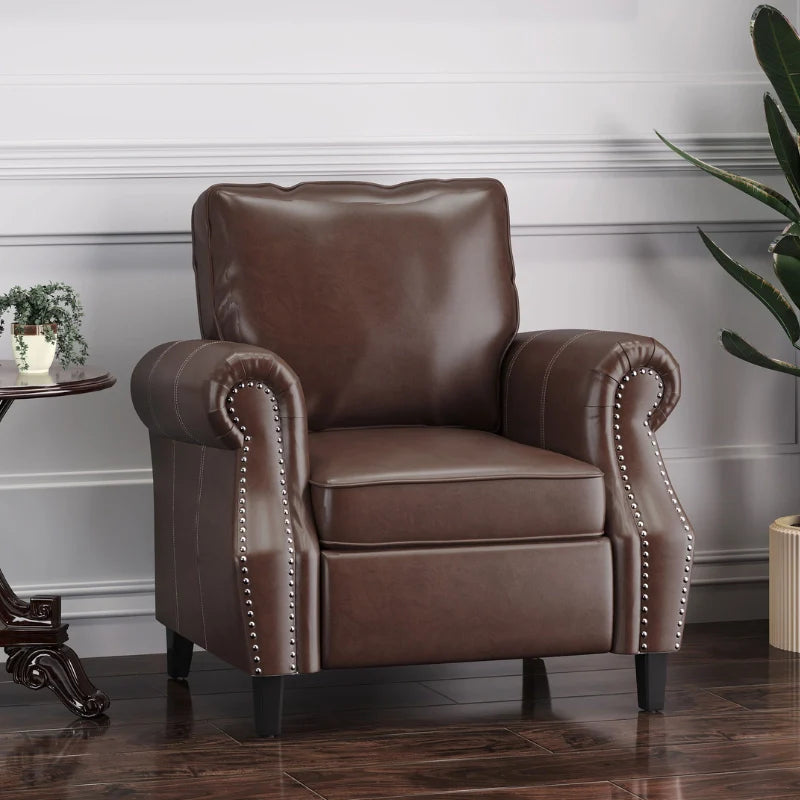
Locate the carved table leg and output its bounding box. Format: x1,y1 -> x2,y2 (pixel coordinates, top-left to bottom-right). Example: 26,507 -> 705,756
5,645 -> 110,718
0,397 -> 110,719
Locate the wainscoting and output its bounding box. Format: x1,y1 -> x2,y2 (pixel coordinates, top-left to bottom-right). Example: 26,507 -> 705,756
0,0 -> 797,655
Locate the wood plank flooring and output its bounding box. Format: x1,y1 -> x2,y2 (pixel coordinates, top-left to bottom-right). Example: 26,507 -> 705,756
0,620 -> 799,798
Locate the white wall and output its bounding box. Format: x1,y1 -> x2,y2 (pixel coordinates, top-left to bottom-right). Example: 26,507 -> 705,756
0,0 -> 793,656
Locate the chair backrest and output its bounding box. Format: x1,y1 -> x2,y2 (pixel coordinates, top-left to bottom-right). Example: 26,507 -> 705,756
192,178 -> 519,431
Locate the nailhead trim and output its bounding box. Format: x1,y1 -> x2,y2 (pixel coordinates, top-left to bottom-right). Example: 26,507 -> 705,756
616,368 -> 693,653
226,381 -> 298,676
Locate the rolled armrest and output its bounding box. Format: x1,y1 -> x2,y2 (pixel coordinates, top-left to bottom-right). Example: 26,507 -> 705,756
131,340 -> 319,676
501,330 -> 691,655
131,339 -> 304,449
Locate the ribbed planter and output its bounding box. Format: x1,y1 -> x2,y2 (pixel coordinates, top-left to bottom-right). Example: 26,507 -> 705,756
770,515 -> 800,652
11,323 -> 57,374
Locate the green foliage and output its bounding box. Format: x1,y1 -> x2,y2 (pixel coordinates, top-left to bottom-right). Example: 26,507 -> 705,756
697,227 -> 800,342
658,5 -> 800,377
0,283 -> 89,370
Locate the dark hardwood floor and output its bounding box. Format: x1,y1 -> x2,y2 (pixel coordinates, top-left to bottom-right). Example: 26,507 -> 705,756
1,620 -> 799,798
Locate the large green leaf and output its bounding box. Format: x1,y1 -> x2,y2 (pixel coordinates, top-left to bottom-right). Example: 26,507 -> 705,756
698,228 -> 800,342
772,233 -> 800,311
752,5 -> 800,134
720,329 -> 800,376
656,131 -> 800,222
765,93 -> 800,207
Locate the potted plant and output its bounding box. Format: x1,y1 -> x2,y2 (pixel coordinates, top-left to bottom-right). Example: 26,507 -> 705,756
658,4 -> 800,651
0,283 -> 89,373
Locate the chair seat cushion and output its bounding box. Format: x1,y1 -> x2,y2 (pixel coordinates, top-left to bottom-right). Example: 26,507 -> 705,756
309,427 -> 605,548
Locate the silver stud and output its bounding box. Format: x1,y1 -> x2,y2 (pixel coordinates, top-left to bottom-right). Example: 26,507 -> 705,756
641,643 -> 648,650
255,668 -> 262,674
290,665 -> 298,672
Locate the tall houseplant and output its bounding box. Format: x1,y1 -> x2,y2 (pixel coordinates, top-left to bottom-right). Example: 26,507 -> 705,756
658,4 -> 800,652
658,4 -> 800,377
0,283 -> 89,373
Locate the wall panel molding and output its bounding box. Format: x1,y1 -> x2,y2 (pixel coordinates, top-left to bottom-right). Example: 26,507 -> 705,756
0,135 -> 777,180
10,549 -> 764,626
0,222 -> 784,249
0,446 -> 795,494
0,71 -> 770,87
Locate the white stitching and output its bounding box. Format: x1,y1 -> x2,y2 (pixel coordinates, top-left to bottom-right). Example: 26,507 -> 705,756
194,445 -> 208,649
171,440 -> 179,629
173,342 -> 217,444
503,330 -> 552,431
147,341 -> 182,438
540,331 -> 596,449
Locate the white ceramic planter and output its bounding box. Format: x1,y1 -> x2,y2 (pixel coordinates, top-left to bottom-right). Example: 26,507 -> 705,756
769,514 -> 800,652
11,323 -> 57,374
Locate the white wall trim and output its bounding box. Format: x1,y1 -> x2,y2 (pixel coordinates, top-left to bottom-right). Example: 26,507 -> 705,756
0,449 -> 795,493
10,550 -> 765,626
694,548 -> 769,565
0,71 -> 771,88
0,468 -> 153,490
0,135 -> 776,180
0,221 -> 784,249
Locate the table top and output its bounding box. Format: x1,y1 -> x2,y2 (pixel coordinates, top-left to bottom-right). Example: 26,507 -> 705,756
0,361 -> 116,399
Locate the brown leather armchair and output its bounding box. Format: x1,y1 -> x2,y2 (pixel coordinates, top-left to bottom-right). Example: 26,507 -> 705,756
131,179 -> 693,736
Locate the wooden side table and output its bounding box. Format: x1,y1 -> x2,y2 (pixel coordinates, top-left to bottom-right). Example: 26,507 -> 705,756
0,360 -> 115,717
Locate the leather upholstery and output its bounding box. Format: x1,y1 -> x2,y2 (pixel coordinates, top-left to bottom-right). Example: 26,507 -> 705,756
309,427 -> 605,547
131,340 -> 320,675
322,539 -> 614,668
501,330 -> 691,654
130,179 -> 693,686
192,179 -> 518,431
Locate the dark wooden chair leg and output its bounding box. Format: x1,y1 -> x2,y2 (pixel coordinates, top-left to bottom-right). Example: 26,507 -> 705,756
253,675 -> 284,737
522,657 -> 551,712
166,629 -> 194,680
635,652 -> 667,712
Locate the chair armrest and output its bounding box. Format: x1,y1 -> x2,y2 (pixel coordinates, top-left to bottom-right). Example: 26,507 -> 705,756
501,330 -> 691,655
131,339 -> 304,449
131,340 -> 319,676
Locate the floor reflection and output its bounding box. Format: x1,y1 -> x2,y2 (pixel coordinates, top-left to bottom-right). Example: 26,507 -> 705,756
7,716 -> 110,791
